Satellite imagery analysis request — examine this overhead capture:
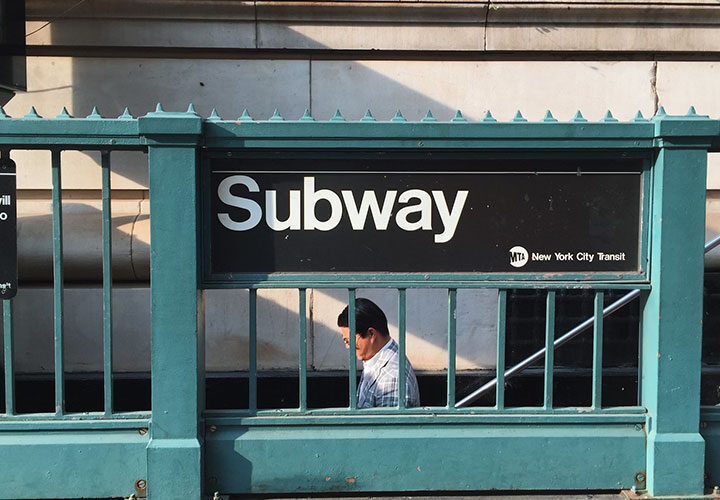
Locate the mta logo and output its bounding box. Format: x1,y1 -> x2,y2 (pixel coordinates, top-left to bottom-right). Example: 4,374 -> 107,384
509,246 -> 529,268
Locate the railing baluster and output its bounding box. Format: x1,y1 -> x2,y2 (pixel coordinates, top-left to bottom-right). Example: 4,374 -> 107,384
447,288 -> 457,408
495,290 -> 507,410
348,289 -> 357,410
51,150 -> 65,416
397,288 -> 407,409
637,308 -> 643,406
592,292 -> 604,409
543,291 -> 555,410
298,288 -> 307,412
248,288 -> 257,412
101,151 -> 113,415
3,300 -> 14,415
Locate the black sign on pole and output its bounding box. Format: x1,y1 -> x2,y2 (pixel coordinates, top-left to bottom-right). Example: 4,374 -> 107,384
0,154 -> 17,298
207,157 -> 643,276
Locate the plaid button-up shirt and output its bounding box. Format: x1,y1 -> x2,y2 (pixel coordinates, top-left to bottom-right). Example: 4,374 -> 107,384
357,338 -> 421,408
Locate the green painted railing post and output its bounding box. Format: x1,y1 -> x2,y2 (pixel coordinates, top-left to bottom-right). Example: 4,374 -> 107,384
139,105 -> 204,500
642,112 -> 717,496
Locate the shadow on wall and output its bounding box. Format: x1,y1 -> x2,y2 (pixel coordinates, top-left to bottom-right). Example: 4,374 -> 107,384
204,288 -> 498,374
15,201 -> 149,282
1,25 -> 668,377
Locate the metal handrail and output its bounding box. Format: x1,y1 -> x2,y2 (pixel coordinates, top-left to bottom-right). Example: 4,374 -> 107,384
455,234 -> 720,408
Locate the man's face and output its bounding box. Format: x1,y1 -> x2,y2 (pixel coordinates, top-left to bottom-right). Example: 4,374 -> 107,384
340,326 -> 377,361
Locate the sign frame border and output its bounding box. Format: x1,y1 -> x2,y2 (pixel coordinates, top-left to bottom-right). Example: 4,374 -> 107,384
199,149 -> 651,288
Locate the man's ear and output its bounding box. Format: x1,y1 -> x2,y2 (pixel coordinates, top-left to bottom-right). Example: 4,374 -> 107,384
367,327 -> 378,338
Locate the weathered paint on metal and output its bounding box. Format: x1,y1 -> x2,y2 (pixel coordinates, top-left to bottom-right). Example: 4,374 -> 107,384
51,150 -> 64,417
0,430 -> 149,499
2,300 -> 14,416
140,106 -> 204,500
642,141 -> 708,495
0,106 -> 718,499
592,292 -> 605,410
205,422 -> 646,494
101,150 -> 113,416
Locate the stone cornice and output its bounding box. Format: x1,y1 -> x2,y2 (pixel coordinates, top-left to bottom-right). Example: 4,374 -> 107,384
25,0 -> 720,52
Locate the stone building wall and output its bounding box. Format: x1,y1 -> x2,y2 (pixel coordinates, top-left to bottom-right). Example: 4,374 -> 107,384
3,0 -> 720,373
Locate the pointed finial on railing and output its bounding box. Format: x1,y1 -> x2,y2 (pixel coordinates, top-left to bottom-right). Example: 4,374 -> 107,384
186,103 -> 198,115
451,110 -> 466,123
571,110 -> 587,122
118,107 -> 134,120
602,110 -> 618,122
686,105 -> 698,116
655,106 -> 666,117
482,110 -> 497,122
330,109 -> 345,122
24,106 -> 41,119
299,109 -> 314,122
0,106 -> 9,119
421,110 -> 437,122
633,110 -> 647,122
207,109 -> 221,121
237,109 -> 253,122
56,107 -> 73,119
155,103 -> 164,113
87,107 -> 103,119
542,110 -> 557,122
512,110 -> 527,122
361,110 -> 375,122
269,108 -> 284,121
391,110 -> 406,123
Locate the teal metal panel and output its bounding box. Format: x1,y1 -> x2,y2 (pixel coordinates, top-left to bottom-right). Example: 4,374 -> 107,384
0,417 -> 150,429
141,106 -> 204,500
205,421 -> 646,495
0,430 -> 148,499
1,107 -> 718,500
641,130 -> 709,494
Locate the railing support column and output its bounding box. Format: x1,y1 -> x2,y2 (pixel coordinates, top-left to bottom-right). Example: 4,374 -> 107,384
642,119 -> 713,496
139,105 -> 204,500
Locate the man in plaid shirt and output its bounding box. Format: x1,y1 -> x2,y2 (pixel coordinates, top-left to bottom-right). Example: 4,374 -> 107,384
337,298 -> 421,408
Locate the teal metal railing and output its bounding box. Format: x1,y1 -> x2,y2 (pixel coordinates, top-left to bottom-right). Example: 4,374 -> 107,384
0,109 -> 150,496
0,105 -> 718,498
2,300 -> 13,415
226,284 -> 643,415
0,123 -> 148,421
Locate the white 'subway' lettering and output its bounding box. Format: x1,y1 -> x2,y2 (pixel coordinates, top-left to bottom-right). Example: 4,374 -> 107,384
217,175 -> 469,243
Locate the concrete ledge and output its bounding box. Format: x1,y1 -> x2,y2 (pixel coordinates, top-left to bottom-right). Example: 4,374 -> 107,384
25,0 -> 720,52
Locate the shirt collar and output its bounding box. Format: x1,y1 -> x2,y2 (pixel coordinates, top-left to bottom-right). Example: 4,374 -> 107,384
363,337 -> 395,370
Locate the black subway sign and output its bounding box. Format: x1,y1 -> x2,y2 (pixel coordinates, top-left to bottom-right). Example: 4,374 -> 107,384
206,158 -> 643,275
0,156 -> 17,298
